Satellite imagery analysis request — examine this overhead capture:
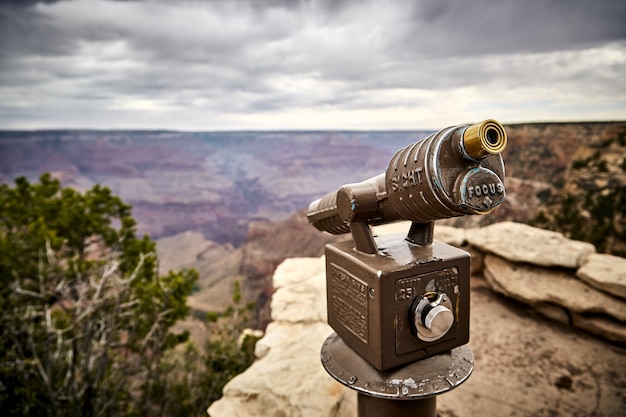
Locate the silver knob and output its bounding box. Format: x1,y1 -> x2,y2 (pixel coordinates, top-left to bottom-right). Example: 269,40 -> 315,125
412,293 -> 454,342
424,305 -> 454,336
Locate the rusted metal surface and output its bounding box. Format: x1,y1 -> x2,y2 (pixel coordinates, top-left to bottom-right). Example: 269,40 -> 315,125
324,232 -> 470,370
321,332 -> 474,399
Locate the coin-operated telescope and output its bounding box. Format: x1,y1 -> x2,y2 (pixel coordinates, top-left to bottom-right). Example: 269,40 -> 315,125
309,120 -> 506,416
308,119 -> 507,373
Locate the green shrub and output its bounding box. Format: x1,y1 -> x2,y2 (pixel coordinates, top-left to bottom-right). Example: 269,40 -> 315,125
0,174 -> 257,416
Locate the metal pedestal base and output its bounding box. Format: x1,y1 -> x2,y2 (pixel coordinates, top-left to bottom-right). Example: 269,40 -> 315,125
321,333 -> 474,417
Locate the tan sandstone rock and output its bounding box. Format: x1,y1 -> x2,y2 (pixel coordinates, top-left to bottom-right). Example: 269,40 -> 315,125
208,258 -> 356,417
433,224 -> 467,247
577,253 -> 626,300
571,313 -> 626,344
467,221 -> 595,268
483,254 -> 626,342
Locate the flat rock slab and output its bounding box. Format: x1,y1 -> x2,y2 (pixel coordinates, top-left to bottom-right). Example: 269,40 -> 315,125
483,254 -> 626,343
466,221 -> 595,268
577,253 -> 626,300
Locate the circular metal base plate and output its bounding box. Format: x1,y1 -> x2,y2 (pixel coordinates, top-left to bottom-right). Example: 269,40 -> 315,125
321,333 -> 474,400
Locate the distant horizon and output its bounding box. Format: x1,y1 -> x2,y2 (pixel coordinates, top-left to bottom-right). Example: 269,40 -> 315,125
1,118 -> 625,134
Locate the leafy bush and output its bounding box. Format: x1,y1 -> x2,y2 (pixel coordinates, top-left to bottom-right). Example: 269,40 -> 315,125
156,280 -> 259,417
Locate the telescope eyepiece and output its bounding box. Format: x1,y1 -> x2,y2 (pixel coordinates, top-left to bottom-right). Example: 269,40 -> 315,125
462,119 -> 507,160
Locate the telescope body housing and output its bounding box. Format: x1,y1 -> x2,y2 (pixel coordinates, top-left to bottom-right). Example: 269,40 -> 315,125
308,120 -> 507,371
308,120 -> 506,240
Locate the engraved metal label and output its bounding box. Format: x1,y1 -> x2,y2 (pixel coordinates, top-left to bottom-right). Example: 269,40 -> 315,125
459,167 -> 506,211
395,268 -> 459,302
390,166 -> 423,191
329,263 -> 368,343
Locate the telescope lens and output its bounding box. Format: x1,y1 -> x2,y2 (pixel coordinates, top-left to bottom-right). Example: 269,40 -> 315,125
486,128 -> 499,146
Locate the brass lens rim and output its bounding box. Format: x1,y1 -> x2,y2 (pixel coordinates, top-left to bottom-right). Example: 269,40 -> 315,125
462,119 -> 507,160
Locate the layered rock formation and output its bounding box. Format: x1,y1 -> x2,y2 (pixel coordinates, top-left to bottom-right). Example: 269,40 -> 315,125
209,222 -> 626,417
577,253 -> 626,299
238,211 -> 344,327
467,221 -> 626,343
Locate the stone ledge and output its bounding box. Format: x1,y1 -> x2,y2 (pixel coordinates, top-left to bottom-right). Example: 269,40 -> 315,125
466,221 -> 595,268
483,254 -> 626,343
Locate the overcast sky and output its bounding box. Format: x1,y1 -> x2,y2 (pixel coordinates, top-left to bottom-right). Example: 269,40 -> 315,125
1,0 -> 625,130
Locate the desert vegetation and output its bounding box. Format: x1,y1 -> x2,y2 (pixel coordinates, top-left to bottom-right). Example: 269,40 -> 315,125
0,175 -> 257,416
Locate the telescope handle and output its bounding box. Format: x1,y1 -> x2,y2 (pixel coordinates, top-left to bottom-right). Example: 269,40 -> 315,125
307,190 -> 350,235
308,174 -> 391,235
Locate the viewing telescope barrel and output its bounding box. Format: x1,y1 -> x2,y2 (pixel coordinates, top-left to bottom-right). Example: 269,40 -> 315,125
307,119 -> 507,234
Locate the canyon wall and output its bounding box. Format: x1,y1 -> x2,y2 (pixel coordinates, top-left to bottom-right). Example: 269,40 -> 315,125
3,122 -> 625,247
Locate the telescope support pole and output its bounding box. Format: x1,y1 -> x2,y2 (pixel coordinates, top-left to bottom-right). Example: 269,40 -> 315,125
406,221 -> 434,245
350,221 -> 378,254
357,393 -> 437,417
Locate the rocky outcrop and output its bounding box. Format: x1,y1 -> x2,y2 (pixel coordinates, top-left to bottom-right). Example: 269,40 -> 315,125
483,255 -> 626,343
157,211 -> 343,332
483,254 -> 626,319
239,211 -> 344,328
467,222 -> 625,343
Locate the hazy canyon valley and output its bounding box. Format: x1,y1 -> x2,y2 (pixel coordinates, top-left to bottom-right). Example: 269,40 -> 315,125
2,122 -> 625,328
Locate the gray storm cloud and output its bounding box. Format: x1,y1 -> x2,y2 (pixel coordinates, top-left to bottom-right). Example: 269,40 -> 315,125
0,0 -> 624,129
